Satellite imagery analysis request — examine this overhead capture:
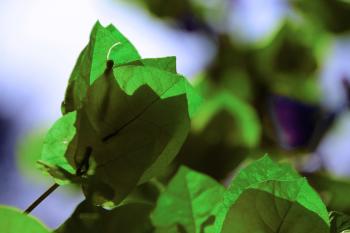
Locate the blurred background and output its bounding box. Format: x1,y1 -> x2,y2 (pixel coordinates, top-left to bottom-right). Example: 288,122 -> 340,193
1,0 -> 350,228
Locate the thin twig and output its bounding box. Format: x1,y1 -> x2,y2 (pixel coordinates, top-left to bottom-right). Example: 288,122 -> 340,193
24,183 -> 59,214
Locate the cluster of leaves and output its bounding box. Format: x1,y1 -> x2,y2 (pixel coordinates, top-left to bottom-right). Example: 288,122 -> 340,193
121,0 -> 350,190
6,0 -> 350,230
3,155 -> 350,233
38,21 -> 200,208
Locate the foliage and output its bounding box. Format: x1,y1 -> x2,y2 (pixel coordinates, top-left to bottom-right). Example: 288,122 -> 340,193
4,0 -> 350,230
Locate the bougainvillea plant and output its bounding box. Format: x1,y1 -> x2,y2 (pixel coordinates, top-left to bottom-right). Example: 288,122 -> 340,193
1,22 -> 350,233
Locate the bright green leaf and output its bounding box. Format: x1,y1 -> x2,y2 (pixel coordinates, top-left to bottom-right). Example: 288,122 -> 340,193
221,179 -> 330,233
120,56 -> 177,73
62,21 -> 140,113
38,112 -> 77,184
214,155 -> 301,232
151,166 -> 225,233
0,206 -> 50,233
114,65 -> 201,118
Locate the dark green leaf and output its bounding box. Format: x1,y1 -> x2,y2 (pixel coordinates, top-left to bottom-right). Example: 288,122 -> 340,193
56,201 -> 153,233
330,211 -> 350,233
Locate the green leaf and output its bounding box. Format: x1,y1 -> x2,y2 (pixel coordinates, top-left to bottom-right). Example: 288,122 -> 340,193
56,201 -> 153,233
62,21 -> 141,113
78,64 -> 196,206
330,211 -> 350,233
191,90 -> 261,148
221,179 -> 330,233
0,206 -> 50,233
41,62 -> 200,207
214,155 -> 301,232
40,22 -> 201,207
151,166 -> 225,233
113,65 -> 201,118
120,56 -> 177,73
38,111 -> 77,184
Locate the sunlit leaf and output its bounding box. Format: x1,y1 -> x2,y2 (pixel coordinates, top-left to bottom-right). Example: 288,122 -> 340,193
121,57 -> 177,74
221,179 -> 330,233
214,155 -> 301,232
38,112 -> 77,184
62,21 -> 141,114
0,206 -> 50,233
151,166 -> 225,233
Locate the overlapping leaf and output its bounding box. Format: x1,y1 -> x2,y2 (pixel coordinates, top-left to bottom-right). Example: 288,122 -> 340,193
0,206 -> 50,233
221,179 -> 330,233
56,201 -> 153,233
39,21 -> 201,207
213,155 -> 328,232
62,21 -> 141,114
151,166 -> 225,233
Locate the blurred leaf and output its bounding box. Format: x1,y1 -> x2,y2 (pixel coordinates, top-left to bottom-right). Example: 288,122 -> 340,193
123,0 -> 226,31
330,211 -> 350,233
291,0 -> 350,33
270,95 -> 321,149
305,173 -> 350,214
192,90 -> 260,148
56,201 -> 153,233
151,166 -> 225,233
175,130 -> 247,181
220,179 -> 330,233
173,74 -> 260,180
16,129 -> 46,180
0,206 -> 50,233
254,21 -> 328,103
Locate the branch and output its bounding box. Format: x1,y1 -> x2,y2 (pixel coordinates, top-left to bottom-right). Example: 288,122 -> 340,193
24,183 -> 59,214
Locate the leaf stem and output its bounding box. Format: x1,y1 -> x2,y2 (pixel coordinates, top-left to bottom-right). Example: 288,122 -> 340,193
24,183 -> 59,214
